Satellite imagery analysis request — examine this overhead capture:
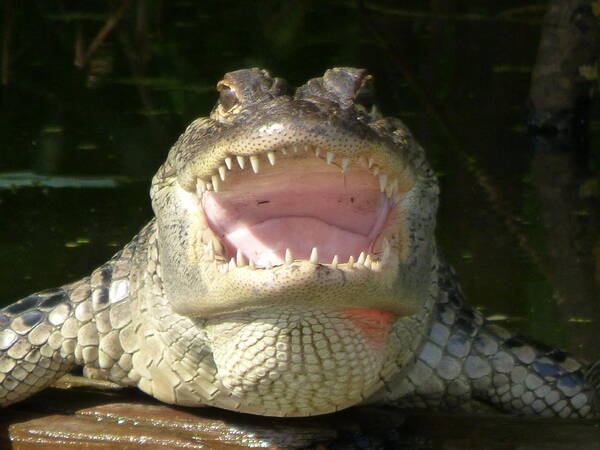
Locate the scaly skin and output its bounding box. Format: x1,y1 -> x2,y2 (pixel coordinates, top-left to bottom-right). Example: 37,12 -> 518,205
0,68 -> 598,418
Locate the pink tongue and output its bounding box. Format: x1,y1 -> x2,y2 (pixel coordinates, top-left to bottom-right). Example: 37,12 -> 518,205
225,217 -> 370,266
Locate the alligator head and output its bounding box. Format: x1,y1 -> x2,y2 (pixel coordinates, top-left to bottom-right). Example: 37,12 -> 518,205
149,68 -> 440,415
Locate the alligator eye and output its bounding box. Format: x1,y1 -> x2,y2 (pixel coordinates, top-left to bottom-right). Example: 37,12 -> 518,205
217,82 -> 238,112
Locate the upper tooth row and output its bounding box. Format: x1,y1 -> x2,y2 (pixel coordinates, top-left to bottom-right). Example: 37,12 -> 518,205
197,146 -> 401,199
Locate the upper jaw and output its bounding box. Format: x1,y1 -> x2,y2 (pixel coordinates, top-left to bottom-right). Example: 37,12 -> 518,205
175,98 -> 411,191
168,102 -> 418,277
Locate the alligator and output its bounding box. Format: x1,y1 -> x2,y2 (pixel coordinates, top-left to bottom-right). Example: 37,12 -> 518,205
0,67 -> 598,418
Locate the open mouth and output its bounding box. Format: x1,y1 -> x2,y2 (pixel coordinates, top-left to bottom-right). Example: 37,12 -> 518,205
196,144 -> 408,272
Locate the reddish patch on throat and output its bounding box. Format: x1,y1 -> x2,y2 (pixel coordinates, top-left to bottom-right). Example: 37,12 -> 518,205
342,307 -> 394,346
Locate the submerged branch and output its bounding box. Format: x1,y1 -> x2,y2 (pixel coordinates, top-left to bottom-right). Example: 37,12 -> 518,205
75,0 -> 132,69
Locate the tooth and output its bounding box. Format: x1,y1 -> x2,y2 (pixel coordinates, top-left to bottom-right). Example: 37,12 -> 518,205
357,251 -> 366,265
267,151 -> 276,166
331,255 -> 339,268
383,240 -> 391,260
393,190 -> 402,204
372,166 -> 380,175
309,247 -> 318,264
218,166 -> 226,181
285,248 -> 293,265
207,241 -> 215,259
379,174 -> 388,192
315,148 -> 321,157
250,156 -> 260,173
224,157 -> 233,170
341,158 -> 350,173
236,249 -> 247,267
368,158 -> 375,168
385,183 -> 393,197
386,179 -> 398,197
304,145 -> 310,152
372,260 -> 381,271
236,155 -> 246,169
280,146 -> 287,155
228,258 -> 237,270
206,183 -> 213,191
212,237 -> 224,255
364,254 -> 372,269
347,255 -> 355,269
196,179 -> 205,193
211,175 -> 220,192
294,145 -> 300,153
326,152 -> 334,164
249,258 -> 256,269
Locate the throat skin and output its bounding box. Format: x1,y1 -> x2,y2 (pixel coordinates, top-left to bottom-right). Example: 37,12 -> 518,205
204,307 -> 398,416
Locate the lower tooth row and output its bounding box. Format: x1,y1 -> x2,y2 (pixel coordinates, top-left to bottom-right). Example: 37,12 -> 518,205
206,246 -> 390,272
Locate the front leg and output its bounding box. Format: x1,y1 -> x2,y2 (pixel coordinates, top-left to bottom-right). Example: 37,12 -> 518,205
476,322 -> 597,417
396,299 -> 599,418
0,239 -> 140,407
0,282 -> 87,406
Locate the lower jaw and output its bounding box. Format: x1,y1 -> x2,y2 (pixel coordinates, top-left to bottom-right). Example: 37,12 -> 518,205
191,253 -> 416,319
205,306 -> 392,417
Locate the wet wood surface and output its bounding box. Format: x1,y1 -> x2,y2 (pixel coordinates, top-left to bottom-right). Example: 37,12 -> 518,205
1,386 -> 599,449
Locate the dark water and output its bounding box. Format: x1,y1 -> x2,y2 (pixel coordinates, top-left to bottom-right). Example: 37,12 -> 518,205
0,1 -> 599,445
